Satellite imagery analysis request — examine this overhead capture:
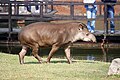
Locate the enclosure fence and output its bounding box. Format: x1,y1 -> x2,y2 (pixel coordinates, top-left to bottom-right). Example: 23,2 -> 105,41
0,0 -> 120,40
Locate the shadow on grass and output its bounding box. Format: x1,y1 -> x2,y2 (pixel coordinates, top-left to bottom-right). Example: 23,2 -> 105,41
24,60 -> 77,64
24,62 -> 41,64
50,60 -> 77,63
85,61 -> 96,63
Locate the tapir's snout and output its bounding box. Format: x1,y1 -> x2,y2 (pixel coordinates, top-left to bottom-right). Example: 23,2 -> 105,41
83,33 -> 97,43
89,33 -> 97,43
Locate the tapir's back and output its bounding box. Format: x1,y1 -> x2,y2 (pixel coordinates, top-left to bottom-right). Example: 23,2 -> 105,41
18,22 -> 80,47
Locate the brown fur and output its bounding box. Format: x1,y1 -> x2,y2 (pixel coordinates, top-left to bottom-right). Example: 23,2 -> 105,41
18,22 -> 96,64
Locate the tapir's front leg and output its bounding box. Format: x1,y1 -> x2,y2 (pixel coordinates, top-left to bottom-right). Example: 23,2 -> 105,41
47,44 -> 60,63
65,46 -> 72,64
19,46 -> 27,64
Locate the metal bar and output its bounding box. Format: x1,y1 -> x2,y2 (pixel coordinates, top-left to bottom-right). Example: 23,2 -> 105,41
70,2 -> 74,18
50,0 -> 54,11
13,0 -> 17,15
8,2 -> 12,32
7,1 -> 12,53
40,1 -> 43,18
104,4 -> 108,39
44,0 -> 48,13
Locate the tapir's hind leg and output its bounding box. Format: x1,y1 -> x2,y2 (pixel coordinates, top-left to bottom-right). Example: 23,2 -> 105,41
19,46 -> 28,64
32,44 -> 42,63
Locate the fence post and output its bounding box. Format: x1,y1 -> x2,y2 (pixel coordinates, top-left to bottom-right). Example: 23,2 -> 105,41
104,3 -> 108,39
8,1 -> 12,32
7,1 -> 13,54
40,1 -> 43,18
44,0 -> 48,13
70,2 -> 74,18
50,0 -> 53,11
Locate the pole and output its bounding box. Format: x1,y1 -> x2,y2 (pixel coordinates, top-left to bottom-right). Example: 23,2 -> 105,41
7,1 -> 13,54
104,3 -> 108,40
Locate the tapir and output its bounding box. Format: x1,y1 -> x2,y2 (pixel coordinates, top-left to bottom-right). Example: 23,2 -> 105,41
18,22 -> 96,64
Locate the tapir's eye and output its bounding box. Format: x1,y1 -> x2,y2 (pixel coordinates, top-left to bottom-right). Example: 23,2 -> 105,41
86,33 -> 89,36
79,28 -> 82,31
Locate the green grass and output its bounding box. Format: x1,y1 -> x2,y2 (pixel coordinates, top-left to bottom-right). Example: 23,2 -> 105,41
0,52 -> 120,80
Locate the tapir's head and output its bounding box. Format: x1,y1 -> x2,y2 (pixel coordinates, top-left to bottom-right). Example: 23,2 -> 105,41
72,22 -> 96,43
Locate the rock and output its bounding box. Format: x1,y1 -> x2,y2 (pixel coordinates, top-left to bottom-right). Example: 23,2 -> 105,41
108,58 -> 120,76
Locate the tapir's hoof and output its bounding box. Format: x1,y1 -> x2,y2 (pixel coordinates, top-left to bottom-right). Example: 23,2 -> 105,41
20,62 -> 24,65
68,61 -> 72,64
46,61 -> 50,63
38,61 -> 43,64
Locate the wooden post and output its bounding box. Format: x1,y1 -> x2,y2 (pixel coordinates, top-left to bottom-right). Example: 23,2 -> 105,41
104,3 -> 108,39
8,1 -> 12,32
40,1 -> 43,18
70,2 -> 74,18
8,1 -> 13,54
44,0 -> 48,13
50,0 -> 53,11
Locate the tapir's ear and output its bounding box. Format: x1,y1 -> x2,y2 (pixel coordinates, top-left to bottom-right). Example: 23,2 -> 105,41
78,22 -> 87,29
